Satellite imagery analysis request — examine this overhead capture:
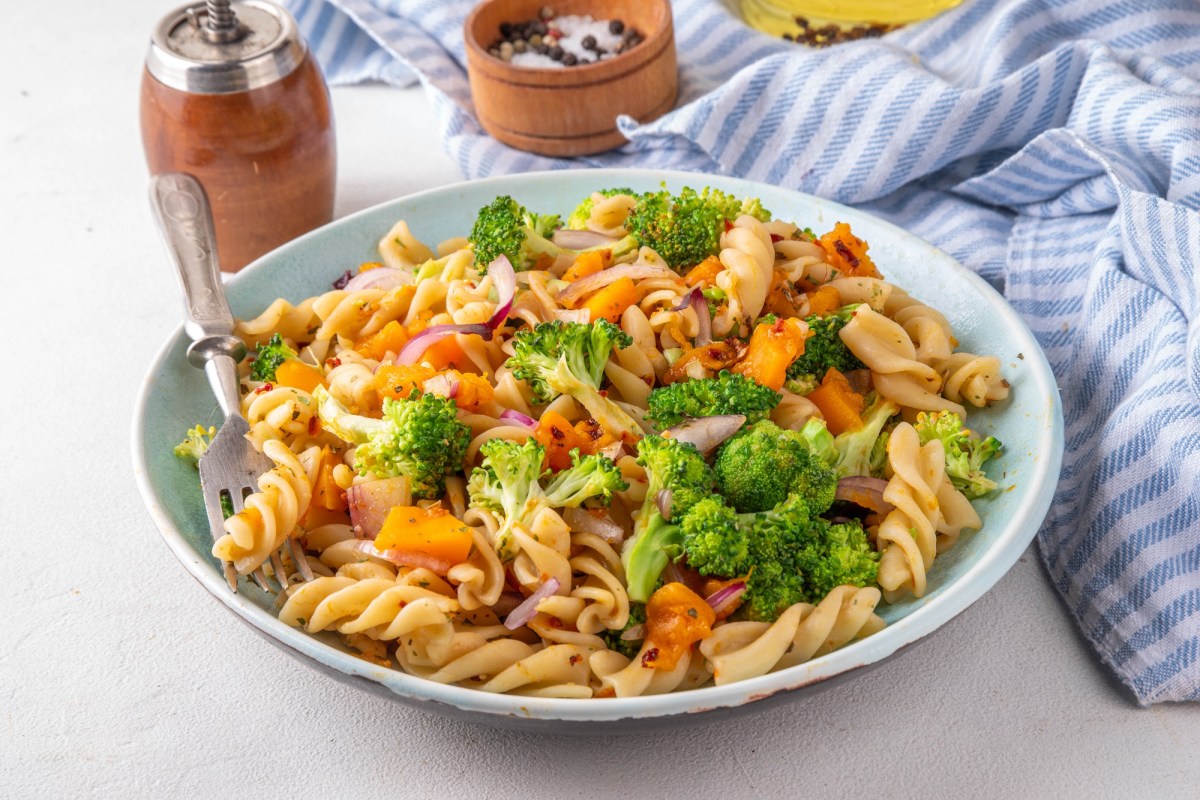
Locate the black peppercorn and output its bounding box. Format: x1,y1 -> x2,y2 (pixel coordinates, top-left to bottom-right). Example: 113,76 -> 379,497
563,52 -> 577,66
549,45 -> 564,61
532,20 -> 548,36
500,22 -> 513,38
581,34 -> 597,50
609,19 -> 624,35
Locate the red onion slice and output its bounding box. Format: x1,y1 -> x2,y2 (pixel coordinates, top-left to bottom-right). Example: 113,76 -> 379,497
344,267 -> 411,292
345,540 -> 453,575
422,373 -> 459,398
655,489 -> 674,521
563,506 -> 625,545
620,623 -> 646,641
598,441 -> 624,461
556,265 -> 678,307
669,288 -> 698,313
485,254 -> 516,331
491,591 -> 525,617
503,577 -> 562,630
690,289 -> 712,345
835,476 -> 894,516
397,323 -> 491,366
663,560 -> 706,595
553,309 -> 591,323
669,288 -> 713,346
346,477 -> 411,539
663,414 -> 746,457
552,229 -> 618,250
705,581 -> 747,615
499,409 -> 537,428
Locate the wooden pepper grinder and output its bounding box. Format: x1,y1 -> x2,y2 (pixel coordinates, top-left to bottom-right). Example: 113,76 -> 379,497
141,0 -> 336,271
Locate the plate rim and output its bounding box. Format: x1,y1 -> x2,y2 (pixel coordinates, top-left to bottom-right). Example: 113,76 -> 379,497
132,167 -> 1064,723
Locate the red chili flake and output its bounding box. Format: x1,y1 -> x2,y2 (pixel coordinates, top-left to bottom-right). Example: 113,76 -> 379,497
254,383 -> 273,394
724,219 -> 734,232
770,233 -> 784,242
550,425 -> 566,440
308,417 -> 320,435
332,269 -> 353,290
547,617 -> 564,629
569,654 -> 583,666
549,27 -> 563,38
641,648 -> 660,668
833,239 -> 860,268
599,389 -> 609,398
325,357 -> 341,368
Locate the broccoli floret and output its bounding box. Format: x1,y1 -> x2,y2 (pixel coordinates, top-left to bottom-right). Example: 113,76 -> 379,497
312,385 -> 469,500
786,307 -> 864,382
869,430 -> 891,476
505,320 -> 643,442
797,418 -> 836,465
834,394 -> 899,478
466,439 -> 544,558
470,194 -> 636,271
542,448 -> 628,507
785,374 -> 820,397
739,197 -> 770,222
220,494 -> 235,519
599,603 -> 646,658
713,420 -> 838,515
644,370 -> 781,430
678,493 -> 879,621
914,411 -> 1003,498
678,497 -> 746,577
737,494 -> 813,620
800,395 -> 899,479
468,195 -> 561,271
620,435 -> 717,602
250,333 -> 296,382
566,187 -> 636,230
174,424 -> 215,465
467,439 -> 627,559
625,186 -> 772,271
795,519 -> 880,603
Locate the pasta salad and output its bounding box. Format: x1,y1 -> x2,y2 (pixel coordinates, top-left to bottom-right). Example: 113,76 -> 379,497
175,186 -> 1009,698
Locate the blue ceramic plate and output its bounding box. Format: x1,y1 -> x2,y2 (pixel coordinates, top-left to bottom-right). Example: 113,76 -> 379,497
132,169 -> 1063,731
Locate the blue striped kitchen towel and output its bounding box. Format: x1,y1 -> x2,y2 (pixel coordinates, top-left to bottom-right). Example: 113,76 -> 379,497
286,0 -> 1200,704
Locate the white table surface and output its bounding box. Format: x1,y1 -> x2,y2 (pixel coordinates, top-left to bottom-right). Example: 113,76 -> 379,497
4,2 -> 1199,797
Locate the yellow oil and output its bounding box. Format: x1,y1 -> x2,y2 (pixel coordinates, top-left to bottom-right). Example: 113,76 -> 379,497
740,0 -> 963,35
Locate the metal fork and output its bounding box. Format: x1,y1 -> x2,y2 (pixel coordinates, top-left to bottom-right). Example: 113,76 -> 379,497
150,172 -> 285,593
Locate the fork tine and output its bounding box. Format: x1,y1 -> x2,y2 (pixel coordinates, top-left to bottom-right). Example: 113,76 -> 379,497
288,536 -> 314,583
228,487 -> 245,515
199,481 -> 240,593
222,562 -> 239,592
251,568 -> 271,592
269,552 -> 289,590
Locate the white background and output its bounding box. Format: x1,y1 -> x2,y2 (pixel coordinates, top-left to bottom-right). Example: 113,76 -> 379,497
3,1 -> 1198,797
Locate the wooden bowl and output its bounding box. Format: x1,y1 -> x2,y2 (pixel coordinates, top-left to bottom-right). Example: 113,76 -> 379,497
464,0 -> 677,157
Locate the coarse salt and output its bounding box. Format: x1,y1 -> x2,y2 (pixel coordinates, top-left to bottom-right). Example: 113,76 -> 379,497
510,15 -> 627,69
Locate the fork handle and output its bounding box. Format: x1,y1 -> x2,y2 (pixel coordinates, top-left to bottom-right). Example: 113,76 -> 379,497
149,173 -> 235,341
150,173 -> 245,419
